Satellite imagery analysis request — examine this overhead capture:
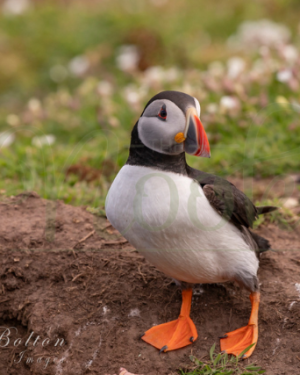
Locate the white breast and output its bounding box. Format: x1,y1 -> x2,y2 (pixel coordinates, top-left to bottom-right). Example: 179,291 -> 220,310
105,165 -> 258,284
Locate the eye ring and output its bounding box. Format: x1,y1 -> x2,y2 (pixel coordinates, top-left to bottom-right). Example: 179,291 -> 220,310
158,105 -> 167,121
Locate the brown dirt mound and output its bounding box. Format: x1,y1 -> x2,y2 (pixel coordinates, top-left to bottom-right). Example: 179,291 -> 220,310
0,193 -> 300,375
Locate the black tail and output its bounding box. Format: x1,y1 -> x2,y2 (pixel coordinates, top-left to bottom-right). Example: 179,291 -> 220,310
256,206 -> 278,215
249,230 -> 272,254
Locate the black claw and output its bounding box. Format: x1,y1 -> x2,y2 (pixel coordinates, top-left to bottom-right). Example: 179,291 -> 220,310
139,333 -> 145,339
219,335 -> 228,339
159,345 -> 168,353
190,336 -> 194,342
242,354 -> 246,359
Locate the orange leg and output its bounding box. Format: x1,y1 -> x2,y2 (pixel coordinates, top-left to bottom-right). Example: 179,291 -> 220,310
220,292 -> 260,359
141,288 -> 198,352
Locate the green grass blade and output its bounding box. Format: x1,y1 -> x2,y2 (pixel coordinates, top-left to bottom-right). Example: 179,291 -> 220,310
237,343 -> 256,359
245,366 -> 262,371
213,353 -> 222,366
209,343 -> 216,361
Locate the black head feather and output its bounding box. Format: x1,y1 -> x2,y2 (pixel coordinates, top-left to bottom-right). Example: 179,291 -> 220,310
126,91 -> 195,173
141,90 -> 195,116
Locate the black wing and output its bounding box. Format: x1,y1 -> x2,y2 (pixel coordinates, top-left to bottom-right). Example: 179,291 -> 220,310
186,166 -> 276,253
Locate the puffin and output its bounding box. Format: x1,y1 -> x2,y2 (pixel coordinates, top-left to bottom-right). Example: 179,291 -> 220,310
105,91 -> 276,358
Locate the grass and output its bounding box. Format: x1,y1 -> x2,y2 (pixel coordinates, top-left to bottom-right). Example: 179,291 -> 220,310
179,344 -> 265,375
254,198 -> 299,229
1,0 -> 300,99
0,2 -> 298,373
0,0 -> 300,210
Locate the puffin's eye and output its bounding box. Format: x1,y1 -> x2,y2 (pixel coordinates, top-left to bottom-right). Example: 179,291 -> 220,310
158,105 -> 167,120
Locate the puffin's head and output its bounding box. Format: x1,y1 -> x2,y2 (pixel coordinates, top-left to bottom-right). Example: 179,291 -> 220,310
137,91 -> 210,158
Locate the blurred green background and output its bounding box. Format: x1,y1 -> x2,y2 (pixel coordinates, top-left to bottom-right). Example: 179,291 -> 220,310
0,0 -> 300,208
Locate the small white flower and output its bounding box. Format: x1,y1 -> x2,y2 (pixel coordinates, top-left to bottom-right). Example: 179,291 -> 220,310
282,197 -> 298,209
2,0 -> 30,16
97,80 -> 113,96
143,66 -> 164,84
291,100 -> 300,113
125,91 -> 140,106
220,96 -> 240,114
227,57 -> 245,79
220,97 -> 234,109
116,45 -> 140,72
228,19 -> 291,49
276,69 -> 292,83
206,103 -> 218,114
282,45 -> 298,63
50,65 -> 68,83
68,55 -> 90,76
28,98 -> 41,112
31,134 -> 56,148
123,85 -> 146,108
0,131 -> 15,147
164,67 -> 181,82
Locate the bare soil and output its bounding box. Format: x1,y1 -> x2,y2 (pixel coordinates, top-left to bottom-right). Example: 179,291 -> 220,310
0,192 -> 299,375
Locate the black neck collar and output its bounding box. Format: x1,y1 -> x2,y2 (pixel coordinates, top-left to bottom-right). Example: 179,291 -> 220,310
126,122 -> 188,175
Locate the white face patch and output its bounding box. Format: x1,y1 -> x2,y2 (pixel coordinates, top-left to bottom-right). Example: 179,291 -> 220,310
138,99 -> 186,155
194,97 -> 201,117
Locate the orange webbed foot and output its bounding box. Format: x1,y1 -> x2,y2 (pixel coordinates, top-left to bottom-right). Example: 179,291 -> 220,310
220,292 -> 260,359
220,324 -> 257,358
141,314 -> 197,352
141,289 -> 198,352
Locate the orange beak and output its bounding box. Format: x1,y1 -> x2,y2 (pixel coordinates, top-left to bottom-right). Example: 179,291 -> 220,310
183,107 -> 210,158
